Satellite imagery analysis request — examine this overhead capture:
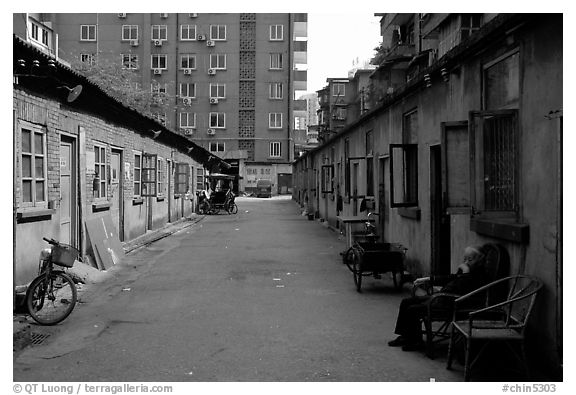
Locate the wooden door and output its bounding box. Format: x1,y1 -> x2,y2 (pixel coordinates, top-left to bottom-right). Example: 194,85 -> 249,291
59,137 -> 76,245
110,150 -> 124,241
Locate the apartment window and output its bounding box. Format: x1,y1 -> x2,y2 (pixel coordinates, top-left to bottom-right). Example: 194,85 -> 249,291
483,50 -> 520,111
196,167 -> 205,191
269,83 -> 283,99
180,24 -> 197,40
209,112 -> 226,128
460,14 -> 482,41
210,25 -> 227,41
151,25 -> 168,41
180,54 -> 197,70
31,24 -> 39,41
153,112 -> 167,126
151,82 -> 167,97
333,107 -> 347,120
269,113 -> 283,129
151,54 -> 167,69
122,25 -> 138,41
80,25 -> 97,41
269,53 -> 283,70
93,145 -> 107,198
157,158 -> 166,196
19,123 -> 47,206
210,54 -> 226,69
133,152 -> 142,197
438,14 -> 482,57
180,112 -> 196,128
333,83 -> 346,96
179,83 -> 196,98
269,142 -> 281,158
209,83 -> 226,99
270,25 -> 284,41
42,29 -> 49,45
80,53 -> 95,65
209,142 -> 225,153
121,54 -> 138,69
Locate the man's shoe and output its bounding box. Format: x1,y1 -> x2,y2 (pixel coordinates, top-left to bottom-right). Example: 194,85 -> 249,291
388,336 -> 407,347
401,341 -> 425,352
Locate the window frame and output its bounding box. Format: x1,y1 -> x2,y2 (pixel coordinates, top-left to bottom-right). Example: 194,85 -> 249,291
121,53 -> 138,70
80,24 -> 97,41
321,164 -> 334,194
179,112 -> 196,129
151,54 -> 168,70
133,152 -> 142,198
19,121 -> 48,208
180,54 -> 197,70
269,113 -> 283,129
151,25 -> 168,41
269,141 -> 282,158
80,53 -> 95,65
209,54 -> 227,70
121,25 -> 138,41
196,167 -> 205,191
269,24 -> 284,41
209,24 -> 227,41
93,144 -> 108,199
469,109 -> 519,219
179,82 -> 197,99
269,82 -> 284,99
389,143 -> 419,208
141,153 -> 158,198
157,157 -> 166,197
209,83 -> 226,99
269,53 -> 284,70
209,112 -> 226,129
332,83 -> 346,96
180,24 -> 197,41
209,142 -> 225,153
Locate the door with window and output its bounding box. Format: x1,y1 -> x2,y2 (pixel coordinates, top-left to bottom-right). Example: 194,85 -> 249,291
60,136 -> 77,246
110,149 -> 124,241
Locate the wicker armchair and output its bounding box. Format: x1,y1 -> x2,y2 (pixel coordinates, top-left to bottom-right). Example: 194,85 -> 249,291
446,275 -> 543,381
411,243 -> 509,358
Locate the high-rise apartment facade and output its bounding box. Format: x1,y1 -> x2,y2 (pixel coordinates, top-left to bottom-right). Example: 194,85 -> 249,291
33,13 -> 308,194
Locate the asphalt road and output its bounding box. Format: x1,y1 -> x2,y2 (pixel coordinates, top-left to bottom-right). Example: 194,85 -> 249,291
13,196 -> 463,382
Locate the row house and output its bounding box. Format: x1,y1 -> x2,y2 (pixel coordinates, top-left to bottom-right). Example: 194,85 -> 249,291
13,35 -> 229,286
292,14 -> 562,379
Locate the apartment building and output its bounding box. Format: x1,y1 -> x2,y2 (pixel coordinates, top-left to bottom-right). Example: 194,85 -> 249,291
19,13 -> 308,194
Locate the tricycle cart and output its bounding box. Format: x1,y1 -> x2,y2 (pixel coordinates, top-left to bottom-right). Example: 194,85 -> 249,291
344,242 -> 407,292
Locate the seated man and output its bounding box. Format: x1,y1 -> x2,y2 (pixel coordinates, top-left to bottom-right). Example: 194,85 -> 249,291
388,245 -> 487,351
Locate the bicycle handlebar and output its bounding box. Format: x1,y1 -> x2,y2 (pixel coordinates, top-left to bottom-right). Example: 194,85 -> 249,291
43,237 -> 59,245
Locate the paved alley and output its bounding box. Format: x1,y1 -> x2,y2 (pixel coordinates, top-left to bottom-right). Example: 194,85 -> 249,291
14,197 -> 463,382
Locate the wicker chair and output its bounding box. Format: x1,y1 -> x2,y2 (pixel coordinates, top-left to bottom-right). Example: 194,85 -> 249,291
412,243 -> 509,358
446,275 -> 543,381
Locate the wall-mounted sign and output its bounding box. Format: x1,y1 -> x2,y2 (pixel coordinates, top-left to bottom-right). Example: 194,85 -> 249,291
124,162 -> 131,181
86,151 -> 95,175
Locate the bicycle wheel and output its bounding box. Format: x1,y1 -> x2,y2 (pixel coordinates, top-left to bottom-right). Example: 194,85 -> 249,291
26,271 -> 77,325
228,203 -> 238,214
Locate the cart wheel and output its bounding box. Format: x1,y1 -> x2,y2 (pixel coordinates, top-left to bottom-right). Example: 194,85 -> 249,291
352,254 -> 363,293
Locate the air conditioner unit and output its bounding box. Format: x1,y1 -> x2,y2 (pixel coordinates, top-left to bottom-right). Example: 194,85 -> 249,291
154,39 -> 163,46
206,40 -> 215,47
209,97 -> 219,104
130,39 -> 139,47
183,128 -> 194,135
197,34 -> 207,41
118,13 -> 127,18
183,68 -> 192,75
189,13 -> 198,18
153,68 -> 162,75
182,97 -> 192,105
207,128 -> 216,135
208,68 -> 216,76
160,13 -> 168,18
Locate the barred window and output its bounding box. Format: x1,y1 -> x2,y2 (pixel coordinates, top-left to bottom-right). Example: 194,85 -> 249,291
269,142 -> 281,158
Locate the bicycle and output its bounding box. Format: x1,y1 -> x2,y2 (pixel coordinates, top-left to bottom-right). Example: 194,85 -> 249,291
25,237 -> 80,325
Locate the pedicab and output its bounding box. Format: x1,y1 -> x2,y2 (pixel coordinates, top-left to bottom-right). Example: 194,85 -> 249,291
199,173 -> 238,215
